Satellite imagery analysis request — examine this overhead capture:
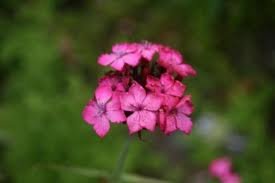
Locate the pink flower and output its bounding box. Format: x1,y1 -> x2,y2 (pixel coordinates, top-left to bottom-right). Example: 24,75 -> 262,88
98,43 -> 141,71
82,86 -> 126,137
83,41 -> 196,137
209,157 -> 232,178
158,45 -> 196,77
221,173 -> 241,183
136,41 -> 159,61
159,95 -> 193,135
99,74 -> 129,94
146,73 -> 186,107
120,82 -> 162,134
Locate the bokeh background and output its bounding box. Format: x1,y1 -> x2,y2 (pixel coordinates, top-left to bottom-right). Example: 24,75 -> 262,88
0,0 -> 275,182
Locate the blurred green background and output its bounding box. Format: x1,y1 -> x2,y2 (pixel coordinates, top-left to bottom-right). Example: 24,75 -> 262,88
0,0 -> 275,182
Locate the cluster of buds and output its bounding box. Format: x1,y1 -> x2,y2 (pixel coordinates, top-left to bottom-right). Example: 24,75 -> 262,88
209,157 -> 241,183
82,41 -> 196,138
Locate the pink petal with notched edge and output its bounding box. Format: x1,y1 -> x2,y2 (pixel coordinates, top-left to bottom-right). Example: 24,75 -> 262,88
106,95 -> 121,111
176,95 -> 194,115
137,43 -> 158,61
127,112 -> 142,134
165,115 -> 177,134
120,93 -> 136,111
143,94 -> 162,111
112,43 -> 137,53
98,54 -> 116,66
166,80 -> 186,97
163,95 -> 179,109
141,49 -> 156,61
93,115 -> 110,138
146,75 -> 161,92
99,75 -> 126,93
106,110 -> 126,123
174,63 -> 197,77
82,100 -> 98,125
139,110 -> 157,131
95,85 -> 112,104
122,53 -> 141,66
110,60 -> 125,71
160,73 -> 174,89
175,113 -> 193,134
129,82 -> 146,104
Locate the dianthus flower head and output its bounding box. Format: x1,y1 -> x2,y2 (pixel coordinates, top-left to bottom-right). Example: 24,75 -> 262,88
83,41 -> 196,137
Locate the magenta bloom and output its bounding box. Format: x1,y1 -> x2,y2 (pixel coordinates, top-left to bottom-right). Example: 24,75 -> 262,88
158,45 -> 197,77
83,41 -> 196,137
136,41 -> 159,61
82,86 -> 126,137
98,43 -> 141,71
120,82 -> 162,134
98,74 -> 129,94
209,157 -> 232,178
146,73 -> 186,106
159,95 -> 193,135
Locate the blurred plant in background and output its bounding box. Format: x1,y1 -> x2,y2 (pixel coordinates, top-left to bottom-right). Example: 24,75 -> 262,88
0,0 -> 274,183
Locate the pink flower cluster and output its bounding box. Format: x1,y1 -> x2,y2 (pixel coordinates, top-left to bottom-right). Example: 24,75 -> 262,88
82,41 -> 196,138
209,157 -> 241,183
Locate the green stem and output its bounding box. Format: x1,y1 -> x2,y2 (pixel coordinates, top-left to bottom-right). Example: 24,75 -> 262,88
110,135 -> 132,183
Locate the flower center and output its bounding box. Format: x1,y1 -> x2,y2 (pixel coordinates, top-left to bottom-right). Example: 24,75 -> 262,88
160,88 -> 166,93
136,105 -> 144,111
97,103 -> 106,116
111,85 -> 117,91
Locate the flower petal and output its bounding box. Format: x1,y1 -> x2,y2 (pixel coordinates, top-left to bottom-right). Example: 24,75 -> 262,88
93,116 -> 110,138
138,42 -> 158,61
127,112 -> 142,134
146,75 -> 161,92
82,100 -> 98,125
165,115 -> 177,134
120,92 -> 136,111
166,80 -> 186,97
106,110 -> 126,123
176,95 -> 194,115
139,110 -> 157,131
129,82 -> 146,104
99,75 -> 126,92
95,85 -> 112,104
98,54 -> 116,66
163,95 -> 179,109
174,63 -> 197,77
143,94 -> 162,111
122,53 -> 141,66
175,113 -> 193,134
110,60 -> 125,71
160,73 -> 174,89
106,94 -> 121,111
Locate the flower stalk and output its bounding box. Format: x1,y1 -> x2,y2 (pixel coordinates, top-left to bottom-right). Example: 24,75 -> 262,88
110,135 -> 132,183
